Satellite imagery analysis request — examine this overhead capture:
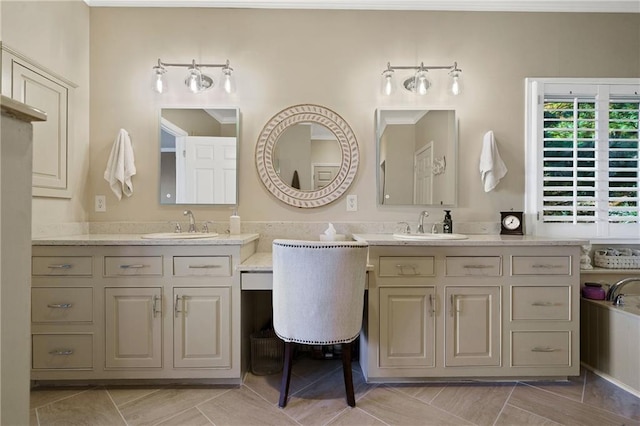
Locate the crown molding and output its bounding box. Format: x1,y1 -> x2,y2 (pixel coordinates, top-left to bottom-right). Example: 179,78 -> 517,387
83,0 -> 640,13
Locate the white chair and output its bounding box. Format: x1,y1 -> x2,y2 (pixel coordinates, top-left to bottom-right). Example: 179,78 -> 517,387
272,239 -> 369,408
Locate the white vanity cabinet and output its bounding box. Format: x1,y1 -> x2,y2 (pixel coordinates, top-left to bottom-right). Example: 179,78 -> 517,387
359,241 -> 581,382
104,286 -> 163,369
31,238 -> 257,383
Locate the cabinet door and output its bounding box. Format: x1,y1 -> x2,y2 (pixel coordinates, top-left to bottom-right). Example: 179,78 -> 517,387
379,287 -> 435,367
12,62 -> 70,197
105,287 -> 162,368
173,287 -> 231,368
445,286 -> 501,367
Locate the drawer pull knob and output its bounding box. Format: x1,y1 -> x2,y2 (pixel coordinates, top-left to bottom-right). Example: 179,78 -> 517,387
463,264 -> 493,269
48,264 -> 72,269
49,349 -> 74,356
531,301 -> 554,307
119,264 -> 148,269
395,264 -> 418,275
188,265 -> 221,269
47,303 -> 73,309
531,347 -> 559,353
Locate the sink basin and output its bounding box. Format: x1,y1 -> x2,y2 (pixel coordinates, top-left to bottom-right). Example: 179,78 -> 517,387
141,232 -> 219,240
393,233 -> 468,241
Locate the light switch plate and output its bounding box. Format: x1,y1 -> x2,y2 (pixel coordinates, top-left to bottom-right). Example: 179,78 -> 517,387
346,195 -> 357,211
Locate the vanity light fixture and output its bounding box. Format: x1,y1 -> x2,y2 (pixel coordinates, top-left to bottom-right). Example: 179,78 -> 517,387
382,61 -> 462,96
152,58 -> 235,94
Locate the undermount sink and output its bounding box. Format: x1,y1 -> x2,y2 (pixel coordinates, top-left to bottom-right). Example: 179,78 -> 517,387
141,232 -> 219,240
393,233 -> 468,241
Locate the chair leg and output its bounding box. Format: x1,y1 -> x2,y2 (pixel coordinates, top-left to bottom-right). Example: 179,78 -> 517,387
279,341 -> 295,408
341,342 -> 356,407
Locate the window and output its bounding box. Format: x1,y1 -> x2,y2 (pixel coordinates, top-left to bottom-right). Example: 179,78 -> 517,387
525,78 -> 640,239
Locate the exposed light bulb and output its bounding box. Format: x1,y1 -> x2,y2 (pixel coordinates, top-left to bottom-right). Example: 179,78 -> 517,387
154,72 -> 165,94
414,70 -> 430,95
187,69 -> 201,93
451,76 -> 461,95
449,65 -> 462,96
381,68 -> 395,96
222,63 -> 235,94
152,61 -> 167,94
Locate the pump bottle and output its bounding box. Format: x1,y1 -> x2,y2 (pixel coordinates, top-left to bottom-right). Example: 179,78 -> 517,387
443,210 -> 453,234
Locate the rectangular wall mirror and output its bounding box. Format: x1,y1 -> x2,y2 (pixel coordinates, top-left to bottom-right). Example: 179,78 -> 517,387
376,108 -> 457,206
159,107 -> 239,205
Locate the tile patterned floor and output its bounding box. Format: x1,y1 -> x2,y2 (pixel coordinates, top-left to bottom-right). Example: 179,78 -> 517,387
30,357 -> 640,426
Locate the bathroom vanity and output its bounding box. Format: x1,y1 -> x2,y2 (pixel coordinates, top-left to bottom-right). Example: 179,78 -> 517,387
31,234 -> 258,383
32,232 -> 584,385
352,234 -> 584,382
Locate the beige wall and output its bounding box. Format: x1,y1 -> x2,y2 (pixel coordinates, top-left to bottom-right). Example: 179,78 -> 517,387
1,0 -> 91,235
5,5 -> 639,229
88,8 -> 639,225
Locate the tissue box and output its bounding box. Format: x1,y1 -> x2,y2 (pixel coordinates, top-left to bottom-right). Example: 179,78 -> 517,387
319,234 -> 346,241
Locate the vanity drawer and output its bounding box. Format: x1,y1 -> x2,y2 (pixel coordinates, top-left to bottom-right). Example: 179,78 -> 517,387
511,286 -> 570,321
511,331 -> 570,367
379,256 -> 435,277
445,256 -> 502,277
104,256 -> 163,276
32,256 -> 93,276
32,334 -> 93,369
511,256 -> 571,275
173,256 -> 231,277
32,287 -> 93,323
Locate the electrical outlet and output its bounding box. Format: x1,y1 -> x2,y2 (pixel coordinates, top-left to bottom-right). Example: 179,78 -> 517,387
95,195 -> 106,212
346,195 -> 357,211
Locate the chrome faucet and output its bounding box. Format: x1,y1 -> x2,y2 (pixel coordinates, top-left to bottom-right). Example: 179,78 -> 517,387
606,277 -> 640,303
417,211 -> 429,233
183,210 -> 197,233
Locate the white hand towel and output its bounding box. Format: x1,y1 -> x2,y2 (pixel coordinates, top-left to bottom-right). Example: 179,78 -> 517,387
103,129 -> 136,200
479,130 -> 507,192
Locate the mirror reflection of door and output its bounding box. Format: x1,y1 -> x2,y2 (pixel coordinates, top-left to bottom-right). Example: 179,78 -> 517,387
176,136 -> 237,204
313,164 -> 340,189
159,108 -> 238,205
414,142 -> 433,204
377,109 -> 457,206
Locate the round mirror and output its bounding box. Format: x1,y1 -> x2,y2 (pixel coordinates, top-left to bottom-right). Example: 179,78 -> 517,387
256,104 -> 359,208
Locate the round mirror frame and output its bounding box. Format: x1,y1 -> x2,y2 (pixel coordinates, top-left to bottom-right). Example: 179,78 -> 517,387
255,104 -> 359,208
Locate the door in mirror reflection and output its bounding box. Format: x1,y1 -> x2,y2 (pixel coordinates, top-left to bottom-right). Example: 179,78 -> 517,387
376,109 -> 457,206
159,108 -> 238,205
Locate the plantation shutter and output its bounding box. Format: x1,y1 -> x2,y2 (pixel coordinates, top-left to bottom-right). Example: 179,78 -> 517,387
528,80 -> 640,239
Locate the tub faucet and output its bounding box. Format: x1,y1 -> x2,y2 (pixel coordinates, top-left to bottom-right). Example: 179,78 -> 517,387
606,277 -> 640,303
417,211 -> 429,233
183,210 -> 197,233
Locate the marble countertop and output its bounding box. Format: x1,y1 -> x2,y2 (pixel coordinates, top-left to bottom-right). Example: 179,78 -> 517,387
238,252 -> 273,272
33,233 -> 260,246
352,233 -> 588,246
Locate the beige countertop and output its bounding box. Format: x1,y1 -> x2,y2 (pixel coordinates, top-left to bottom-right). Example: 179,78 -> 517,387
352,233 -> 588,246
32,233 -> 260,246
238,252 -> 273,272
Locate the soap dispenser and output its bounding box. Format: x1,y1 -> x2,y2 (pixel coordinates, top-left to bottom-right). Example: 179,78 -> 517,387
229,209 -> 241,235
443,210 -> 453,234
